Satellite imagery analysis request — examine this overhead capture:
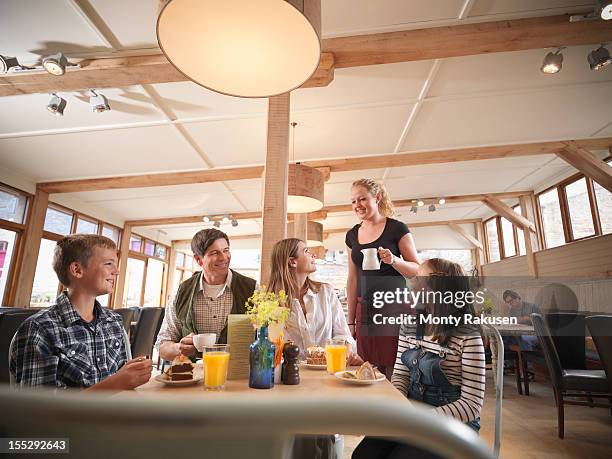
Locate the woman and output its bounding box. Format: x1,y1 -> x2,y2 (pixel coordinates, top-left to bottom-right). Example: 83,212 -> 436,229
345,178 -> 419,377
268,238 -> 361,363
352,258 -> 486,459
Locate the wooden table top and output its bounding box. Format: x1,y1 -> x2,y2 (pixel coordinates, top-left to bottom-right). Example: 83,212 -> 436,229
137,364 -> 409,403
491,323 -> 535,336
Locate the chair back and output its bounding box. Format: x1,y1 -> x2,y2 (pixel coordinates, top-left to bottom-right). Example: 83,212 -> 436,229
586,315 -> 612,393
531,313 -> 564,390
113,308 -> 134,333
0,387 -> 495,459
0,310 -> 38,384
130,307 -> 163,358
545,312 -> 586,369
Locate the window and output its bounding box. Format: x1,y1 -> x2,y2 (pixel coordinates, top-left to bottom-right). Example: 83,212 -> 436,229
513,206 -> 526,256
485,219 -> 500,262
564,178 -> 595,240
144,239 -> 155,257
176,252 -> 185,267
0,229 -> 17,304
186,255 -> 193,270
101,224 -> 120,244
44,207 -> 73,235
125,258 -> 145,307
538,189 -> 564,248
75,216 -> 98,235
31,239 -> 60,307
154,244 -> 167,259
129,235 -> 142,252
417,249 -> 474,273
0,186 -> 28,224
500,217 -> 516,257
143,259 -> 164,306
594,181 -> 612,235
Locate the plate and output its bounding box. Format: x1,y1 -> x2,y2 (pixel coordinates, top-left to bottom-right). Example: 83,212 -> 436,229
154,373 -> 203,387
334,370 -> 386,385
300,361 -> 327,370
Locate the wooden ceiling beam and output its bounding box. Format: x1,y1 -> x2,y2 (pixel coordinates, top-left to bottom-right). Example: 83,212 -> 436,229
482,195 -> 536,232
556,141 -> 612,194
448,222 -> 483,250
37,137 -> 612,193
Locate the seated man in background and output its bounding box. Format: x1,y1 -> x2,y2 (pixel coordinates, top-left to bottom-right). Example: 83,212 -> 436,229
10,234 -> 152,390
156,228 -> 256,361
502,290 -> 540,374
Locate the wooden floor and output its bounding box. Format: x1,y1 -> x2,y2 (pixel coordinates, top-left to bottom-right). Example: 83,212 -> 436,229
343,374 -> 612,459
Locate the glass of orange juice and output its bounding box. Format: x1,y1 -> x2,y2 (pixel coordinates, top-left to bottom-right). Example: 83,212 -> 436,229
325,338 -> 348,374
203,344 -> 230,391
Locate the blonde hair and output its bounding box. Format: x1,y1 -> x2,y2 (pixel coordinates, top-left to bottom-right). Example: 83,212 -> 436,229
352,178 -> 395,217
268,238 -> 321,306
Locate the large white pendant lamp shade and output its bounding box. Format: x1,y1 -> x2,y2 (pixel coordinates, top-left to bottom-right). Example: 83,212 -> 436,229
157,0 -> 322,98
288,164 -> 324,213
287,220 -> 324,247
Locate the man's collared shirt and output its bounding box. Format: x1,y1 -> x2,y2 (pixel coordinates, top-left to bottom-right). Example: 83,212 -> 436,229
156,270 -> 234,347
9,293 -> 127,388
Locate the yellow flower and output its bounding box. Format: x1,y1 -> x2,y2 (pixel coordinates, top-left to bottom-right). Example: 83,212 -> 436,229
245,286 -> 290,328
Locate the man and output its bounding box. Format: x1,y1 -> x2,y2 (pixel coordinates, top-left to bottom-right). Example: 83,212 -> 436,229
502,289 -> 540,355
156,228 -> 256,361
10,234 -> 152,390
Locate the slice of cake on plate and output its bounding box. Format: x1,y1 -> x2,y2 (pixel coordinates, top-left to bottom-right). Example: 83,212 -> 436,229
167,354 -> 194,381
306,346 -> 326,365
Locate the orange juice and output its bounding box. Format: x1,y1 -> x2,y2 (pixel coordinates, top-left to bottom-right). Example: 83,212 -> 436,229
204,351 -> 230,389
325,344 -> 347,374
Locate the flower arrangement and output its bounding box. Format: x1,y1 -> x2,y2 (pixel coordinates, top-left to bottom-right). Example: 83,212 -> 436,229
245,287 -> 290,328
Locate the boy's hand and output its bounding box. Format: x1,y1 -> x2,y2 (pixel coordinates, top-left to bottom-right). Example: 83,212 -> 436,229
178,333 -> 197,357
113,357 -> 153,390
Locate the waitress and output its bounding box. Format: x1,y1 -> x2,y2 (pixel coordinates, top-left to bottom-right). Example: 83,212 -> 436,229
345,178 -> 419,378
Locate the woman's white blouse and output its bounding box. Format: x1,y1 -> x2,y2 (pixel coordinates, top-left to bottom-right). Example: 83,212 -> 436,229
285,283 -> 357,358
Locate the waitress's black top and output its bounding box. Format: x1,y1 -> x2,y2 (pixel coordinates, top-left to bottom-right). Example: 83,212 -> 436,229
345,218 -> 410,314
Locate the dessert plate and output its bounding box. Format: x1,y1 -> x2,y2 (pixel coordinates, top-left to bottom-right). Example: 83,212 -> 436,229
334,370 -> 385,385
299,361 -> 327,370
154,373 -> 203,386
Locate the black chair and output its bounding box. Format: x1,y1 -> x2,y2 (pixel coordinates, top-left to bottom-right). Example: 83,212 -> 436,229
0,310 -> 38,384
112,308 -> 134,333
130,307 -> 163,358
546,312 -> 586,369
531,313 -> 610,439
586,316 -> 612,395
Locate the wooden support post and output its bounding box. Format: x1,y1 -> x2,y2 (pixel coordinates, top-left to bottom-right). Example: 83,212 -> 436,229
557,141 -> 612,194
482,195 -> 536,232
519,195 -> 541,252
289,214 -> 308,240
473,221 -> 486,267
165,242 -> 177,306
260,93 -> 290,285
11,190 -> 49,307
113,223 -> 132,308
519,195 -> 540,278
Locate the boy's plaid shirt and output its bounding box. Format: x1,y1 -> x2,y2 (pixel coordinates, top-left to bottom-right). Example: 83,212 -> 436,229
9,293 -> 128,388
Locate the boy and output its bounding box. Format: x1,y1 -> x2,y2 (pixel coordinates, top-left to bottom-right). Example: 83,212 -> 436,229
10,234 -> 152,390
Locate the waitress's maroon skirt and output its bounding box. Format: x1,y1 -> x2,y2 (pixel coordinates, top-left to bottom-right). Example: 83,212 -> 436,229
355,299 -> 399,369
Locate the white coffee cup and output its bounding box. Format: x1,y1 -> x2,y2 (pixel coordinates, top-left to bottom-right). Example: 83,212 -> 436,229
193,333 -> 217,352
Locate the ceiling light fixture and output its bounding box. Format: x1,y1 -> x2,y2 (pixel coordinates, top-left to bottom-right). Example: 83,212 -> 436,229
287,220 -> 323,247
0,55 -> 23,73
428,204 -> 436,212
46,93 -> 66,116
222,215 -> 230,224
202,216 -> 210,223
156,0 -> 322,98
417,200 -> 425,207
541,49 -> 564,74
213,221 -> 221,228
588,45 -> 612,71
287,123 -> 325,212
42,52 -> 67,76
599,0 -> 612,20
410,206 -> 418,214
231,219 -> 239,227
89,89 -> 110,112
438,198 -> 446,205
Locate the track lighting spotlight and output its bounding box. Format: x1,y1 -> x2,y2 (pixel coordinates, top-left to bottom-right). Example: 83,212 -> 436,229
0,55 -> 22,73
47,93 -> 66,116
89,89 -> 110,112
417,200 -> 424,207
213,221 -> 221,228
42,52 -> 67,76
599,0 -> 612,20
410,206 -> 418,214
588,46 -> 612,71
428,204 -> 436,212
438,198 -> 446,205
222,215 -> 230,224
202,216 -> 210,223
231,219 -> 238,227
541,49 -> 563,74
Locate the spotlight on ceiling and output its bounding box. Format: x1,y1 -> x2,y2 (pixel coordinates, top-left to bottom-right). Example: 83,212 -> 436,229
438,198 -> 446,205
599,0 -> 612,20
46,93 -> 66,116
588,45 -> 612,71
222,215 -> 230,224
202,216 -> 210,223
42,52 -> 67,76
89,89 -> 110,112
213,220 -> 221,228
541,49 -> 563,74
428,204 -> 436,212
231,219 -> 238,227
0,55 -> 22,73
417,200 -> 425,207
410,206 -> 418,214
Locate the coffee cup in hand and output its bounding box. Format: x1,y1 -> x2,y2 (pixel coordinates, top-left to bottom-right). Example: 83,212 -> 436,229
193,333 -> 216,351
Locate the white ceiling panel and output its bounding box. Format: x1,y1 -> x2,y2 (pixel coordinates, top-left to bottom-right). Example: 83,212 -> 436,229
468,0 -> 593,18
1,0 -> 111,63
322,0 -> 464,36
428,46 -> 612,98
0,87 -> 165,135
89,0 -> 158,48
328,169 -> 388,184
0,125 -> 204,181
402,85 -> 612,151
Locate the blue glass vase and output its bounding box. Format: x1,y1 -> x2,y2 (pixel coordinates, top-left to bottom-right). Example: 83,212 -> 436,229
249,325 -> 276,389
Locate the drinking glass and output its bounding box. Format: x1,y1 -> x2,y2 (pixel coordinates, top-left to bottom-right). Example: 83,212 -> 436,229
325,338 -> 348,374
203,344 -> 230,391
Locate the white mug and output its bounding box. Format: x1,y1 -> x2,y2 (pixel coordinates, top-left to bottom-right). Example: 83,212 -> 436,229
193,333 -> 217,351
361,248 -> 380,270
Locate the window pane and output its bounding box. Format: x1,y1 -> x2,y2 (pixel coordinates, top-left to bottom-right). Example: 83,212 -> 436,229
176,252 -> 185,268
102,225 -> 120,244
144,240 -> 155,257
0,188 -> 27,224
172,269 -> 182,295
486,219 -> 500,262
0,229 -> 17,304
76,217 -> 98,235
594,181 -> 612,235
31,239 -> 59,307
416,249 -> 474,273
501,217 -> 516,257
513,206 -> 526,256
538,189 -> 564,248
186,255 -> 193,270
565,178 -> 595,239
154,244 -> 167,259
125,258 -> 145,307
143,259 -> 164,307
129,235 -> 142,252
97,294 -> 109,307
44,207 -> 73,235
